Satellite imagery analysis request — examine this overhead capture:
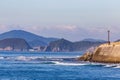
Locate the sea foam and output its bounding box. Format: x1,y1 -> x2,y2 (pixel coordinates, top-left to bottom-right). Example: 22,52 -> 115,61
53,61 -> 86,66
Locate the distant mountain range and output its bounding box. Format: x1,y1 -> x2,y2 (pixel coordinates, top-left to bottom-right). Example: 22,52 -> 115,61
82,38 -> 106,42
45,38 -> 106,52
115,39 -> 120,42
0,30 -> 58,47
0,30 -> 107,52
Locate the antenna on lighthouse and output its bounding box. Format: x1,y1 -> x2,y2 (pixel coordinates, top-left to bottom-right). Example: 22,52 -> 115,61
108,30 -> 110,45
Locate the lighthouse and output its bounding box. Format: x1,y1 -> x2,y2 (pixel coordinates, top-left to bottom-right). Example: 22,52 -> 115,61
108,30 -> 110,45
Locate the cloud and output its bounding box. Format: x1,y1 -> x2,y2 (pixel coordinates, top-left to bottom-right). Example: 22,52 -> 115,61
0,24 -> 119,41
0,24 -> 8,31
55,25 -> 77,31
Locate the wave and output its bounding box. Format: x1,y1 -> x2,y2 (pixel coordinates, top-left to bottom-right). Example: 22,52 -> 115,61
14,56 -> 87,66
0,56 -> 78,63
0,56 -> 4,60
104,64 -> 116,68
53,61 -> 87,66
114,65 -> 120,68
15,56 -> 31,61
1,55 -> 120,68
39,61 -> 56,64
102,64 -> 120,68
0,55 -> 88,66
0,56 -> 63,61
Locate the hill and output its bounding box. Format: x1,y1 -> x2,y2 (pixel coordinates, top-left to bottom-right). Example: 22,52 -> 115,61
0,30 -> 58,47
45,38 -> 105,52
0,38 -> 31,51
45,39 -> 73,52
82,38 -> 106,42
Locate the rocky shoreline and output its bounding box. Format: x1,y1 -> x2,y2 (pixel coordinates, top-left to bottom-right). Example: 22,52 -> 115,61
78,42 -> 120,63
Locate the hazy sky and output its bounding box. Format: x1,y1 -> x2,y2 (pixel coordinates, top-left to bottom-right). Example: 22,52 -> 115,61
0,0 -> 120,41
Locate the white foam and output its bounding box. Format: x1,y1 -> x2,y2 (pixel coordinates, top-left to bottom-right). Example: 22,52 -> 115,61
76,56 -> 81,58
112,64 -> 120,68
15,56 -> 31,61
104,64 -> 119,68
29,56 -> 40,60
15,56 -> 43,61
0,56 -> 4,60
53,61 -> 86,66
104,64 -> 112,67
114,66 -> 120,68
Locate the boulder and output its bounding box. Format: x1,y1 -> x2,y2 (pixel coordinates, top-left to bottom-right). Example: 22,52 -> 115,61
79,42 -> 120,63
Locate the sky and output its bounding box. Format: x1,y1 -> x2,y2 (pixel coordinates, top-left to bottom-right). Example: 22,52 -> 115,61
0,0 -> 120,41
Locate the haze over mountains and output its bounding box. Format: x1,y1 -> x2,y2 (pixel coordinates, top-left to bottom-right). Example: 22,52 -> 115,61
0,30 -> 107,52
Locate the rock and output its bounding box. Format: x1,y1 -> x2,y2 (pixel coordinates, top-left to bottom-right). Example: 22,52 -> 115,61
79,41 -> 120,63
78,52 -> 93,61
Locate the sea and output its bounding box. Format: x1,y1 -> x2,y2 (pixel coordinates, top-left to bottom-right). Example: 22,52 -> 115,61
0,51 -> 120,80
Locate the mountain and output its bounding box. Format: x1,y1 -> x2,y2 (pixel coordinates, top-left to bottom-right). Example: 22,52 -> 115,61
0,38 -> 31,51
0,30 -> 58,47
115,39 -> 120,42
45,38 -> 73,52
45,38 -> 105,52
72,41 -> 104,51
82,38 -> 106,42
0,30 -> 107,52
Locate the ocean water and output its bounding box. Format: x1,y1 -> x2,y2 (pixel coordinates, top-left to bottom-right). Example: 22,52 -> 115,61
0,51 -> 120,80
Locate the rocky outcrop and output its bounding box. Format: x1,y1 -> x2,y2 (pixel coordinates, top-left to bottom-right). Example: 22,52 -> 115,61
79,42 -> 120,63
78,52 -> 93,61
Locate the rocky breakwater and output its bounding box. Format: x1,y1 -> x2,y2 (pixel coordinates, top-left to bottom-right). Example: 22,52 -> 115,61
79,42 -> 120,63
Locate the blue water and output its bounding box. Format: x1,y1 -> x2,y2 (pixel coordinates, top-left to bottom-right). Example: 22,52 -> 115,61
0,51 -> 120,80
